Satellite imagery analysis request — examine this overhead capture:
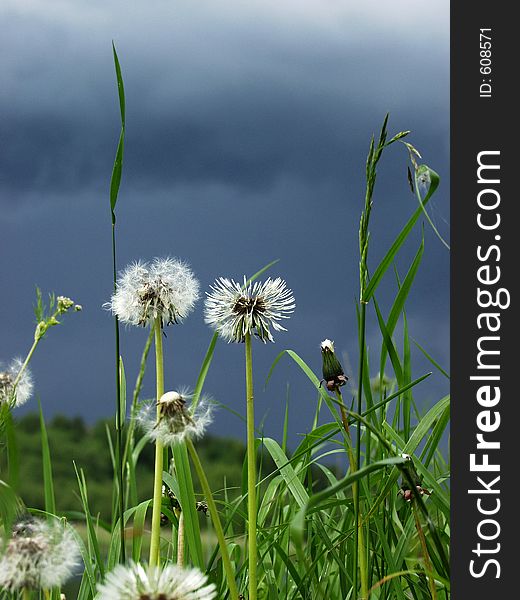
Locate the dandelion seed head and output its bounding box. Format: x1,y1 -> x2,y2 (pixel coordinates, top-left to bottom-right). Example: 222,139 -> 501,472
96,561 -> 217,600
106,257 -> 200,328
138,390 -> 213,446
0,358 -> 33,408
0,517 -> 81,592
204,276 -> 295,343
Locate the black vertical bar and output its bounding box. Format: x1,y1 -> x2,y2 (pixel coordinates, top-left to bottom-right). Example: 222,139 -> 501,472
452,3 -> 516,597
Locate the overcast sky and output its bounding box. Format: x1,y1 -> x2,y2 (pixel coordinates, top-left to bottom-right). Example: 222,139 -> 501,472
0,0 -> 449,444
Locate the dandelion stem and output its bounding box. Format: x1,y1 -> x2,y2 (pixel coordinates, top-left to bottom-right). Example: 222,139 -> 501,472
335,389 -> 368,599
187,438 -> 240,600
176,510 -> 185,567
245,332 -> 257,600
149,318 -> 165,567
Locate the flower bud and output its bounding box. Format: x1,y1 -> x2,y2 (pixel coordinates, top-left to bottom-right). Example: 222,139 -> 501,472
320,340 -> 348,392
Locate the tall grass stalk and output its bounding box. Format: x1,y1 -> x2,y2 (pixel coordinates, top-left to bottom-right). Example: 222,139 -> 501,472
186,438 -> 240,600
109,42 -> 126,563
245,332 -> 257,600
149,318 -> 165,566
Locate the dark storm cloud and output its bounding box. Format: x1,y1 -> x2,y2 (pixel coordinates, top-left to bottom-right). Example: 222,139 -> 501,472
0,1 -> 449,440
1,0 -> 448,198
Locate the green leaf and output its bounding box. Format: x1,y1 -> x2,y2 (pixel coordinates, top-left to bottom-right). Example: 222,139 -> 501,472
109,43 -> 126,215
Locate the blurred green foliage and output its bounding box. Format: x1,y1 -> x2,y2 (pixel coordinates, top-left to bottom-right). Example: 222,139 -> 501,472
4,413 -> 247,520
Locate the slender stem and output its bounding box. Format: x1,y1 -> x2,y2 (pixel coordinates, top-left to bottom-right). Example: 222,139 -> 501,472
245,333 -> 257,600
336,390 -> 368,600
11,337 -> 38,392
187,438 -> 240,600
111,221 -> 126,562
412,503 -> 437,600
22,588 -> 31,600
176,509 -> 185,567
355,301 -> 369,599
149,318 -> 165,567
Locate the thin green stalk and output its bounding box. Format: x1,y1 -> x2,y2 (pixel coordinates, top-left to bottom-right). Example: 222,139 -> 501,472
245,333 -> 257,600
336,388 -> 368,600
187,438 -> 240,600
112,222 -> 126,562
355,302 -> 369,599
412,503 -> 437,600
149,318 -> 165,567
11,338 -> 38,392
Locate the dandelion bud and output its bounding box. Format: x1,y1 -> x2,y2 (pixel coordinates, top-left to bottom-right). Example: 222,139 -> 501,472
320,340 -> 348,391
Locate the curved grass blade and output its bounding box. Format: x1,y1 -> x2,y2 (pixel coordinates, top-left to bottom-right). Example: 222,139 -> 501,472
363,166 -> 439,302
38,401 -> 56,515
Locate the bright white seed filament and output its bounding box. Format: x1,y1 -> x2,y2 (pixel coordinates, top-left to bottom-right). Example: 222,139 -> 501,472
96,561 -> 217,600
204,276 -> 295,343
106,257 -> 200,328
0,517 -> 80,592
138,390 -> 212,446
0,358 -> 33,408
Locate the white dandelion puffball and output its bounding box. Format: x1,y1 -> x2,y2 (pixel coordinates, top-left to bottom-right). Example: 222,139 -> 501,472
107,257 -> 200,327
138,390 -> 213,446
0,357 -> 33,408
0,517 -> 81,592
204,276 -> 295,343
96,561 -> 217,600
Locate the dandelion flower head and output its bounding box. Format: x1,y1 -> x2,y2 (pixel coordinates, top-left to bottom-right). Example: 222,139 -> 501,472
0,358 -> 33,408
204,276 -> 295,343
107,257 -> 200,327
96,561 -> 217,600
138,390 -> 213,446
0,517 -> 80,592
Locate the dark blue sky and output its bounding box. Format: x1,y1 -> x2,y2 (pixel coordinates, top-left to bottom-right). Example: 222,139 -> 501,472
0,1 -> 449,444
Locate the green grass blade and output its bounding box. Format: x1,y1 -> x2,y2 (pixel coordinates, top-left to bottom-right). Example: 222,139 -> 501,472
110,43 -> 125,215
74,463 -> 105,579
172,442 -> 204,568
38,401 -> 56,515
412,338 -> 450,379
363,166 -> 439,302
